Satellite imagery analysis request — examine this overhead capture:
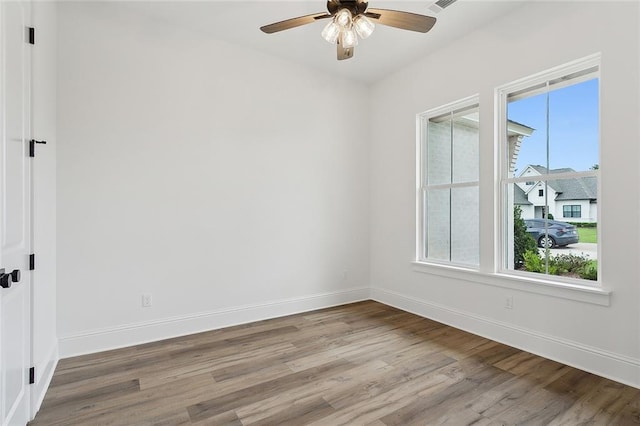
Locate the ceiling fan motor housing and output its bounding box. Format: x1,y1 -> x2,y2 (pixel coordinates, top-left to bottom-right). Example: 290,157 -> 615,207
327,0 -> 369,17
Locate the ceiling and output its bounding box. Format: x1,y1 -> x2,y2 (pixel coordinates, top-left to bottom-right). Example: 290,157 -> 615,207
117,0 -> 526,84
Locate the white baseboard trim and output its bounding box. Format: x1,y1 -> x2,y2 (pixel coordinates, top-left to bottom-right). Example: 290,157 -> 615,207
371,287 -> 640,389
31,342 -> 59,419
59,287 -> 370,358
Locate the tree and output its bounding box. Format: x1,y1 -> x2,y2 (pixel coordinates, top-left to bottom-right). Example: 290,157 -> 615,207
514,205 -> 538,269
590,164 -> 599,170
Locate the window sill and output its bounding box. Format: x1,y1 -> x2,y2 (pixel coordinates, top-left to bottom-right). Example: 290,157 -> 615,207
412,261 -> 611,306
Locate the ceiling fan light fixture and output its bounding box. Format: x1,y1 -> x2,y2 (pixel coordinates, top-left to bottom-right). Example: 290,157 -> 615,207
260,1 -> 438,61
335,8 -> 353,28
321,20 -> 341,44
353,14 -> 375,39
340,27 -> 358,49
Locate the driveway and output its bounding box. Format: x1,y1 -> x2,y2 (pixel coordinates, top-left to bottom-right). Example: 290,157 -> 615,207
542,242 -> 597,260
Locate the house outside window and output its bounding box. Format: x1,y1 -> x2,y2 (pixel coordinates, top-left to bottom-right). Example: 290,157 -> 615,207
498,55 -> 600,283
417,96 -> 479,267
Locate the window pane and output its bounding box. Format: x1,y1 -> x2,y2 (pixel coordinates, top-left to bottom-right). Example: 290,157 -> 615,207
426,189 -> 450,262
421,99 -> 479,267
507,178 -> 597,281
508,78 -> 599,176
427,117 -> 451,185
508,92 -> 547,177
563,205 -> 582,218
502,62 -> 599,284
451,186 -> 479,265
549,78 -> 599,173
452,108 -> 479,183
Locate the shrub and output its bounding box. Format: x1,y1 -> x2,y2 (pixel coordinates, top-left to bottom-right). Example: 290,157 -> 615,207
523,250 -> 543,273
514,206 -> 538,269
552,253 -> 591,274
523,250 -> 597,280
580,261 -> 598,280
573,222 -> 598,228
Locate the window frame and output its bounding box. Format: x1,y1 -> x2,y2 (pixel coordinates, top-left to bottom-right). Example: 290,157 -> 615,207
416,95 -> 480,269
495,54 -> 601,287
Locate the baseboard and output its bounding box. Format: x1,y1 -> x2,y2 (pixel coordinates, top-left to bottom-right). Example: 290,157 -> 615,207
371,287 -> 640,389
31,342 -> 59,419
59,287 -> 370,358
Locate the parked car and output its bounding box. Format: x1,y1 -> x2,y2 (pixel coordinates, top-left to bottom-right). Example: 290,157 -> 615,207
524,219 -> 579,248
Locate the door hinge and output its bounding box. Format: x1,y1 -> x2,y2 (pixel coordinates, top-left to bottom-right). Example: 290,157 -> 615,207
28,27 -> 35,45
29,139 -> 47,157
29,254 -> 35,271
29,367 -> 35,384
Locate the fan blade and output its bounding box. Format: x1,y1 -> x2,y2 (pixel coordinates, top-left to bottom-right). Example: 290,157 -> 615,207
260,12 -> 332,34
337,44 -> 354,60
365,8 -> 436,33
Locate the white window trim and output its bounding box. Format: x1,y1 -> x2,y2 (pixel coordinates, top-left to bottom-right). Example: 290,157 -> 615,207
416,94 -> 480,269
495,53 -> 601,287
412,261 -> 611,306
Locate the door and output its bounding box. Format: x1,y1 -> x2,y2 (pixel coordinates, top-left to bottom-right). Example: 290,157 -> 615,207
0,1 -> 32,425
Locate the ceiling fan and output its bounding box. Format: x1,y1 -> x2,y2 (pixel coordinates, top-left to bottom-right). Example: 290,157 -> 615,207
260,0 -> 437,61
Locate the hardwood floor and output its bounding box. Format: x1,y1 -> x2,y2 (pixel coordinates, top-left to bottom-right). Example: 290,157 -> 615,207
30,301 -> 639,425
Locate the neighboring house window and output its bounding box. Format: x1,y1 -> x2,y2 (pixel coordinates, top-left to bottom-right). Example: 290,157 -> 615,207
417,96 -> 479,267
526,181 -> 534,185
498,55 -> 600,283
563,205 -> 581,218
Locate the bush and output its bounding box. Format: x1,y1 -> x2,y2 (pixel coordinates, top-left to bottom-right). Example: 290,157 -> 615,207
523,250 -> 597,281
580,261 -> 598,280
514,206 -> 538,269
523,250 -> 543,273
572,222 -> 598,228
553,253 -> 591,274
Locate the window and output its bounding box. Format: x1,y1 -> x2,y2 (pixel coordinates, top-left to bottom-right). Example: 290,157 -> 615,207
526,181 -> 534,185
563,205 -> 582,218
498,56 -> 599,283
417,97 -> 479,267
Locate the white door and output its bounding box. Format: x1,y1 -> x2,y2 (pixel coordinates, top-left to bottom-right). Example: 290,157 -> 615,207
0,0 -> 32,425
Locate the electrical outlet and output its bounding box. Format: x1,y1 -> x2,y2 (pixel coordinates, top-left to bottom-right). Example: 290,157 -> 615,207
142,293 -> 153,308
505,296 -> 514,310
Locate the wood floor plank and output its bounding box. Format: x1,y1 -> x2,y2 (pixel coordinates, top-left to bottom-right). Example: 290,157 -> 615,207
379,365 -> 516,425
237,360 -> 393,424
187,359 -> 355,422
30,301 -> 640,426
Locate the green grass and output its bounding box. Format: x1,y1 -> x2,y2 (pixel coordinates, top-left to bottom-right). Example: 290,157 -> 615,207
577,227 -> 597,243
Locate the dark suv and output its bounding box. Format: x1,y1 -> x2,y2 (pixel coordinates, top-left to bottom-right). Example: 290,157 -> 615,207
524,219 -> 579,248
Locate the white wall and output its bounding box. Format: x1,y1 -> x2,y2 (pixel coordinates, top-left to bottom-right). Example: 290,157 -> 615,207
56,2 -> 370,356
370,1 -> 639,387
31,0 -> 58,415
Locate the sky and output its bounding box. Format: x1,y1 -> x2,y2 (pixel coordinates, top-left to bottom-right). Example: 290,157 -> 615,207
508,78 -> 599,174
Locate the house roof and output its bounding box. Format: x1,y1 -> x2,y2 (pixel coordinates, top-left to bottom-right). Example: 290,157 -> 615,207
525,165 -> 597,200
514,185 -> 532,205
551,176 -> 597,200
507,120 -> 535,137
529,165 -> 574,175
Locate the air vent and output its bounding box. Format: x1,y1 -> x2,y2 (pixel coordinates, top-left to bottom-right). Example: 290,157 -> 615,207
428,0 -> 458,13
